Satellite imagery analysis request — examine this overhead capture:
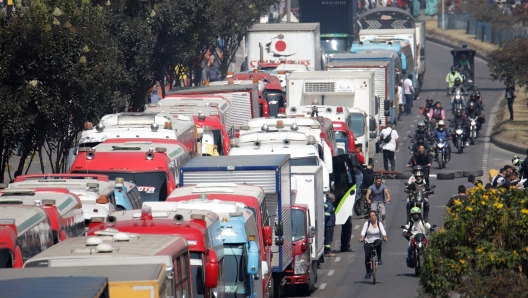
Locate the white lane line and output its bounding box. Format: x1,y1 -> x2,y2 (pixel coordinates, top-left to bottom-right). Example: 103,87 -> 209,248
413,119 -> 417,123
410,124 -> 415,128
350,235 -> 355,240
328,270 -> 335,276
335,257 -> 341,262
430,174 -> 437,177
353,225 -> 360,230
319,283 -> 327,290
407,130 -> 411,134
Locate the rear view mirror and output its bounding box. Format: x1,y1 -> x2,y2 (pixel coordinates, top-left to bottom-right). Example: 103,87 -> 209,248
247,241 -> 259,275
369,118 -> 376,131
275,222 -> 283,237
369,132 -> 377,139
263,226 -> 273,246
431,224 -> 437,229
309,226 -> 315,238
400,225 -> 406,229
205,250 -> 219,288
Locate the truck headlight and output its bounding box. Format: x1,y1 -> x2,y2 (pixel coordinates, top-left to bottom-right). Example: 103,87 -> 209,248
294,252 -> 309,274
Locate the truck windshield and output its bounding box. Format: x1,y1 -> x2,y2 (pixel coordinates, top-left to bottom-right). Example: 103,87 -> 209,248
0,249 -> 12,268
321,38 -> 347,52
74,171 -> 168,202
191,252 -> 206,298
291,209 -> 307,242
200,129 -> 224,155
348,113 -> 365,137
335,131 -> 347,139
224,244 -> 248,298
265,91 -> 285,117
291,157 -> 318,166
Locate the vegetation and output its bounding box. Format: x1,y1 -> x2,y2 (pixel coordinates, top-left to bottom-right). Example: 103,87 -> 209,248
420,185 -> 528,297
0,0 -> 276,181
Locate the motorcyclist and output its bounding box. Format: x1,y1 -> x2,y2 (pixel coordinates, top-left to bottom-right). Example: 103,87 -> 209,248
432,120 -> 451,162
449,79 -> 468,113
450,108 -> 470,147
467,92 -> 484,111
421,96 -> 434,117
407,145 -> 433,186
405,172 -> 432,222
403,207 -> 432,268
427,101 -> 446,128
474,90 -> 483,105
466,101 -> 485,129
446,66 -> 464,90
458,55 -> 472,82
410,135 -> 431,155
412,121 -> 432,144
407,165 -> 423,185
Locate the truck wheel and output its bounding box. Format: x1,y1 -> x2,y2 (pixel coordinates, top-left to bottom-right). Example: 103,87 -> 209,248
273,274 -> 282,298
312,260 -> 318,283
268,276 -> 274,298
297,265 -> 315,296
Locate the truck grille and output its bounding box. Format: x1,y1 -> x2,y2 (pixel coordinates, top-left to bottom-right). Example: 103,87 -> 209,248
304,82 -> 335,93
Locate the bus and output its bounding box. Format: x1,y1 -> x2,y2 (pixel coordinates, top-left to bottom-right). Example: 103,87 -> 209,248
0,205 -> 54,268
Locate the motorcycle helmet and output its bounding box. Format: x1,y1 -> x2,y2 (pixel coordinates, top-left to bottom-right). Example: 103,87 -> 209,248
454,77 -> 461,85
475,90 -> 481,98
450,66 -> 457,73
413,165 -> 423,173
513,156 -> 522,166
468,101 -> 475,110
455,109 -> 463,117
496,177 -> 506,188
462,43 -> 468,48
426,96 -> 433,106
470,92 -> 477,101
410,207 -> 422,221
415,171 -> 424,184
417,121 -> 426,132
438,120 -> 445,132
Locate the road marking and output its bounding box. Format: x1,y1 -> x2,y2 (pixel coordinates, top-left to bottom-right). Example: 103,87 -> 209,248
319,283 -> 327,290
407,130 -> 411,134
335,257 -> 341,262
413,119 -> 417,123
410,124 -> 414,128
328,270 -> 335,276
430,174 -> 437,177
353,225 -> 360,230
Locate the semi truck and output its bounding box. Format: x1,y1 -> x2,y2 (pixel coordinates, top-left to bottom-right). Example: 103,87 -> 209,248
179,155 -> 292,297
246,23 -> 323,71
298,0 -> 355,53
286,70 -> 378,165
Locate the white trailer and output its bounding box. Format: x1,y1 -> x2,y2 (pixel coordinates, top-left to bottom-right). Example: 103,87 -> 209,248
246,23 -> 323,71
286,71 -> 378,164
291,166 -> 325,264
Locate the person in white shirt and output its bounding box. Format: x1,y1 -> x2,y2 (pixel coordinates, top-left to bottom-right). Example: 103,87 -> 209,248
380,122 -> 399,171
359,211 -> 388,279
403,74 -> 414,115
397,81 -> 404,121
403,207 -> 431,267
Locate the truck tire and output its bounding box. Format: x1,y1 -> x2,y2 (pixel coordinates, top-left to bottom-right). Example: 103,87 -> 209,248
463,170 -> 484,177
437,172 -> 455,180
273,274 -> 282,298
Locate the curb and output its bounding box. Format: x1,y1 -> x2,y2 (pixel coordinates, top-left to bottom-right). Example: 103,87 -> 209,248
426,29 -> 525,155
490,134 -> 526,155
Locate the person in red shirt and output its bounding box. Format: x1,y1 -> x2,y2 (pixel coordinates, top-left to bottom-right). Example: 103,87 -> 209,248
356,144 -> 365,165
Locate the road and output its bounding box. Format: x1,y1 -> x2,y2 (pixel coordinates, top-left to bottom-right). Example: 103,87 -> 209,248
286,40 -> 509,298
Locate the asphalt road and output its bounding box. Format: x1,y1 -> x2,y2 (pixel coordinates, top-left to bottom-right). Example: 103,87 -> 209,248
285,40 -> 509,298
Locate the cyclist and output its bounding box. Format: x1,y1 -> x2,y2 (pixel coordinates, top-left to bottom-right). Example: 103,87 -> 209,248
359,211 -> 388,279
366,176 -> 391,226
432,120 -> 451,162
402,207 -> 431,268
446,66 -> 463,90
405,170 -> 432,223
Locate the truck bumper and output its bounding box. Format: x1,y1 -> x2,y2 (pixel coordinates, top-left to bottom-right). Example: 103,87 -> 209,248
285,270 -> 309,285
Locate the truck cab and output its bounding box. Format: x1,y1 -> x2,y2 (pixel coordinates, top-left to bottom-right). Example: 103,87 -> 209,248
287,203 -> 315,294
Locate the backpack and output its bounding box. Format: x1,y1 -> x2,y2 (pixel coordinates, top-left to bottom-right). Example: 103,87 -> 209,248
383,129 -> 393,143
364,220 -> 382,238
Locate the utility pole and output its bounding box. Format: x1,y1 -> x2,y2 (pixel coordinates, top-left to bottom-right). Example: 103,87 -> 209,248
287,0 -> 291,23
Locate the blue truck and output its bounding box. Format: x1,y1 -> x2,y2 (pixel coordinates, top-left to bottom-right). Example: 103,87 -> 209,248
179,154 -> 292,297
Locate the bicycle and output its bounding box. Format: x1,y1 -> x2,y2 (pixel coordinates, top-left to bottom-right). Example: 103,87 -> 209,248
371,201 -> 387,227
364,240 -> 382,285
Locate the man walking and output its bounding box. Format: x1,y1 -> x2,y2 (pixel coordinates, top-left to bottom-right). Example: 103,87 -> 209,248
505,80 -> 516,121
380,122 -> 399,171
403,74 -> 414,115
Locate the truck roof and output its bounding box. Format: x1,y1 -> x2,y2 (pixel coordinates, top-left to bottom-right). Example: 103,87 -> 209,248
287,105 -> 350,117
238,130 -> 310,142
0,263 -> 164,282
168,184 -> 265,203
0,205 -> 48,236
0,276 -> 108,298
327,60 -> 389,68
287,70 -> 376,79
169,84 -> 257,94
229,141 -> 320,158
330,51 -> 398,60
181,155 -> 289,170
0,189 -> 80,217
248,23 -> 320,31
359,28 -> 416,35
147,105 -> 224,118
291,165 -> 323,175
88,141 -> 184,156
160,199 -> 253,222
98,112 -> 170,126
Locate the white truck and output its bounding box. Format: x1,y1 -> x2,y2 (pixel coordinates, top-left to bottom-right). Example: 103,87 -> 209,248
291,166 -> 324,268
246,23 -> 323,71
286,71 -> 378,164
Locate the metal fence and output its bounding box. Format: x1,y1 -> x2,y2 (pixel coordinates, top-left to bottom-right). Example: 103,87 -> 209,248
437,14 -> 528,44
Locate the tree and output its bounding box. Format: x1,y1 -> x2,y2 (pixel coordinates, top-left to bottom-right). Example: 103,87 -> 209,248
420,185 -> 528,297
488,37 -> 528,90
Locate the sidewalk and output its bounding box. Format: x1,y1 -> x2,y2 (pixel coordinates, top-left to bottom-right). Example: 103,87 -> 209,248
425,19 -> 528,155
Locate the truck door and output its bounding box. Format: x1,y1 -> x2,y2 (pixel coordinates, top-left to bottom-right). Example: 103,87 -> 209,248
331,155 -> 356,225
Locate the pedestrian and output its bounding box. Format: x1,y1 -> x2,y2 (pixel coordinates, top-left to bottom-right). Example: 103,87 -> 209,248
446,185 -> 468,208
403,74 -> 414,115
397,81 -> 404,121
505,80 -> 516,120
380,122 -> 399,171
150,89 -> 161,104
362,162 -> 375,190
366,176 -> 391,226
407,144 -> 433,185
324,193 -> 336,257
464,175 -> 476,190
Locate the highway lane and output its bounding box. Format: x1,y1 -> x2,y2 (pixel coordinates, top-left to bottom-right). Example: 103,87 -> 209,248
287,40 -> 507,298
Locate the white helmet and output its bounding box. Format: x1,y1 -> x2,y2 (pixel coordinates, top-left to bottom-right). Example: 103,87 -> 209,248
497,177 -> 506,187
513,156 -> 522,167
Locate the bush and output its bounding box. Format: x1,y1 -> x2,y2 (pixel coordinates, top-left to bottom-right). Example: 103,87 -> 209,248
419,185 -> 528,297
455,268 -> 528,298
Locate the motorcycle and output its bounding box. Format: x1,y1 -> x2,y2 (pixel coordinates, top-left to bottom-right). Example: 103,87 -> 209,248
433,138 -> 449,168
452,124 -> 466,153
401,224 -> 437,275
450,89 -> 465,114
468,116 -> 479,145
404,183 -> 435,219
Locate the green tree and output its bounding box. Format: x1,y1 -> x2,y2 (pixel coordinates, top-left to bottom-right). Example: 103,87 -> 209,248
420,185 -> 528,297
488,37 -> 528,89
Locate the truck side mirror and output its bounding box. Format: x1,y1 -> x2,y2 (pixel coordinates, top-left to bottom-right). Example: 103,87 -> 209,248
369,132 -> 377,139
247,241 -> 259,275
275,222 -> 283,237
205,249 -> 219,288
263,226 -> 273,246
309,226 -> 315,239
369,118 -> 376,131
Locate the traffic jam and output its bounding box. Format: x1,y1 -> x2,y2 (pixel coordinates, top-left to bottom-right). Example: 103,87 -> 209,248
0,8 -> 423,297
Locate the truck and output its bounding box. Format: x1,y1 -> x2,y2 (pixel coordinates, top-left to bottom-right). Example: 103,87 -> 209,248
167,184 -> 274,298
327,59 -> 398,129
24,234 -> 194,298
210,79 -> 270,118
178,155 -> 292,298
0,264 -> 172,298
357,7 -> 425,92
298,0 -> 355,53
246,23 -> 323,71
287,166 -> 324,295
169,83 -> 260,137
156,199 -> 261,298
193,114 -> 230,156
286,70 -> 378,165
